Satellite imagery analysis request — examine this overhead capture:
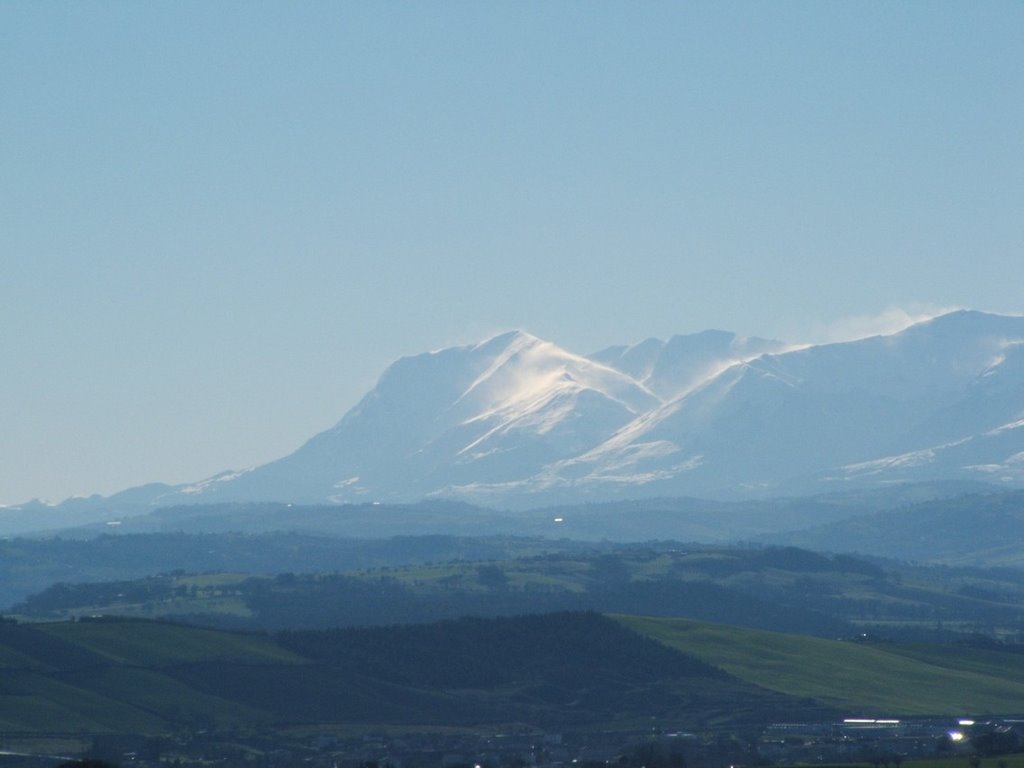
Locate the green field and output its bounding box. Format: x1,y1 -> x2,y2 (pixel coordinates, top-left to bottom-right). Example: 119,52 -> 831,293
38,618 -> 303,666
616,615 -> 1024,714
0,620 -> 301,733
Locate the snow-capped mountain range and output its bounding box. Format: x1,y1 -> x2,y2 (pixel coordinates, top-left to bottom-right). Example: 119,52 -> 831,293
16,310 -> 1024,514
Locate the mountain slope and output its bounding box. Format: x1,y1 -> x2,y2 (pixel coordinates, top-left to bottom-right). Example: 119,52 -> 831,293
590,329 -> 788,399
170,331 -> 660,504
525,310 -> 1024,501
15,309 -> 1024,518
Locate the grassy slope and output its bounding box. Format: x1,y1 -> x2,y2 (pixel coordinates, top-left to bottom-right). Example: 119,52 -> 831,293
0,670 -> 169,732
0,614 -> 824,735
0,616 -> 759,734
38,620 -> 302,665
10,613 -> 1024,737
0,621 -> 302,734
616,615 -> 1024,715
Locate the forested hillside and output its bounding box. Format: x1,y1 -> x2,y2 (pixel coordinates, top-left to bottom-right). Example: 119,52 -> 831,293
15,544 -> 1024,642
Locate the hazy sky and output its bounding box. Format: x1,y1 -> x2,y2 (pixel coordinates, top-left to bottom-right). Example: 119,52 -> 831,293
3,2 -> 1023,504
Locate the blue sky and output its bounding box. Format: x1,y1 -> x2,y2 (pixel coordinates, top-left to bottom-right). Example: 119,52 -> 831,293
2,2 -> 1022,503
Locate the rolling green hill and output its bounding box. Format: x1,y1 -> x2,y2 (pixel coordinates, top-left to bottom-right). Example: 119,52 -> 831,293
617,614 -> 1024,714
6,608 -> 1024,746
38,619 -> 302,666
0,620 -> 291,733
4,605 -> 1024,768
0,613 -> 820,739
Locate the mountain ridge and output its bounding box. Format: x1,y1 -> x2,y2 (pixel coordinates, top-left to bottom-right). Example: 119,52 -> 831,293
8,309 -> 1024,520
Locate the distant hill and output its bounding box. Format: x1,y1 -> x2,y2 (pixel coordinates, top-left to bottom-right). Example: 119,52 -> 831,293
766,490 -> 1024,566
15,542 -> 1024,643
0,531 -> 596,607
3,480 -> 995,542
10,545 -> 853,637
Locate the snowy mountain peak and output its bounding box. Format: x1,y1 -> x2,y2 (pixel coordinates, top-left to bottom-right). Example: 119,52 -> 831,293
592,329 -> 787,399
30,310 -> 1024,516
457,331 -> 659,418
